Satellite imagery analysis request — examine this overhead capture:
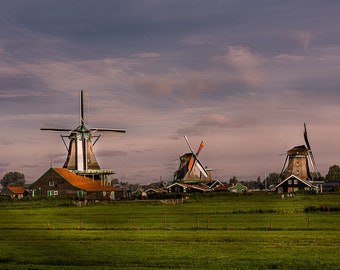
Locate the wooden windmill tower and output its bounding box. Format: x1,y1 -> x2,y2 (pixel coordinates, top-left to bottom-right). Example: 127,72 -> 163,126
279,123 -> 317,182
41,90 -> 126,180
173,135 -> 210,183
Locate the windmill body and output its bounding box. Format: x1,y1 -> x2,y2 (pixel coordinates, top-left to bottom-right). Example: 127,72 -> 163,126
280,124 -> 317,182
281,145 -> 312,181
41,90 -> 126,180
63,126 -> 101,171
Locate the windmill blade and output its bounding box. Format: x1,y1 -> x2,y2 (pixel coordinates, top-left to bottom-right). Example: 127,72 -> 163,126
303,123 -> 318,173
187,156 -> 195,172
308,151 -> 317,173
184,135 -> 195,154
90,128 -> 126,138
40,123 -> 73,132
195,159 -> 208,178
196,141 -> 204,156
80,90 -> 89,126
279,154 -> 289,177
304,123 -> 311,150
90,128 -> 126,133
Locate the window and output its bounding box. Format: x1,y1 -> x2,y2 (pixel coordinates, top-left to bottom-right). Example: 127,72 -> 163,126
49,181 -> 54,187
77,190 -> 83,198
47,190 -> 58,197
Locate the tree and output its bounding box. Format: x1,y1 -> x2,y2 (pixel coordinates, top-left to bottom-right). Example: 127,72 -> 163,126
264,172 -> 280,187
229,176 -> 238,186
0,172 -> 26,188
325,165 -> 340,182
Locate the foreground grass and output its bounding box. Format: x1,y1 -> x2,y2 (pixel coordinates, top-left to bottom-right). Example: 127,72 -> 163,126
0,193 -> 339,269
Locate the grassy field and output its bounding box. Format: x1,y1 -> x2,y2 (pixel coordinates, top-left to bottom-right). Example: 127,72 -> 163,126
0,192 -> 339,269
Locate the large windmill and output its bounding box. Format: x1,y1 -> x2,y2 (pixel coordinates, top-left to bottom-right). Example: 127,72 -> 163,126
279,123 -> 317,181
41,90 -> 126,180
173,135 -> 209,183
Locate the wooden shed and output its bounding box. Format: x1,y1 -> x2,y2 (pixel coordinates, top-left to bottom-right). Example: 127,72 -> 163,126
30,168 -> 121,200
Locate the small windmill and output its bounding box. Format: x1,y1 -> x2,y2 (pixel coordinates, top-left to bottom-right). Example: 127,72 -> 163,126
279,123 -> 317,181
41,90 -> 126,179
173,135 -> 209,183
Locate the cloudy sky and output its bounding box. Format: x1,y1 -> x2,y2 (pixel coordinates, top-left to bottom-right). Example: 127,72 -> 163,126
1,0 -> 340,184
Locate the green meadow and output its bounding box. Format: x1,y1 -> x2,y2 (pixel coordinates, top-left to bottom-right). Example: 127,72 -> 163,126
0,193 -> 339,269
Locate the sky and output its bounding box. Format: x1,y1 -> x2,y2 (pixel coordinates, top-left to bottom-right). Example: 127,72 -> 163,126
1,0 -> 340,185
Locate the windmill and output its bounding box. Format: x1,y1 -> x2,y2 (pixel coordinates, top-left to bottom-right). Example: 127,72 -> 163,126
279,123 -> 317,181
41,90 -> 126,180
173,135 -> 209,183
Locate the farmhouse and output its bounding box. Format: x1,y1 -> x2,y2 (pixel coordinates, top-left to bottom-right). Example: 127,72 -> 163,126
1,186 -> 27,198
30,168 -> 121,200
167,182 -> 212,193
275,175 -> 315,193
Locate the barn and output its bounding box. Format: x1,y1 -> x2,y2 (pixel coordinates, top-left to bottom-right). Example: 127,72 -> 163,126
30,168 -> 121,200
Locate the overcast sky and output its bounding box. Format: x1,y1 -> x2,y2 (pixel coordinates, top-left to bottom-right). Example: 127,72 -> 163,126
1,0 -> 340,184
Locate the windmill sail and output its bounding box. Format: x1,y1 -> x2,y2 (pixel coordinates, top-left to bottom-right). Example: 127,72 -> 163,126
176,135 -> 209,180
303,123 -> 317,173
304,123 -> 311,150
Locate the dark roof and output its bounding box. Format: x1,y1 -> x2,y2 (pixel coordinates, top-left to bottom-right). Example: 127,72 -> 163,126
275,174 -> 313,189
287,145 -> 308,156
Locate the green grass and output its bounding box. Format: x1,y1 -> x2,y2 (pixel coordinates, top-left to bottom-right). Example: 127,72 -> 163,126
0,193 -> 339,269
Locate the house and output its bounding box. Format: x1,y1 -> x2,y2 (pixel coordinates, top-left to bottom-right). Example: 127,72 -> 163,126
30,168 -> 121,200
167,182 -> 212,194
275,175 -> 316,193
145,188 -> 167,199
1,186 -> 27,198
145,188 -> 166,196
228,183 -> 248,193
132,188 -> 146,199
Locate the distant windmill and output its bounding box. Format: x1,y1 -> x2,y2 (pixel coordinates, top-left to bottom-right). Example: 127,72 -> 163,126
173,135 -> 209,183
279,123 -> 317,181
41,90 -> 126,179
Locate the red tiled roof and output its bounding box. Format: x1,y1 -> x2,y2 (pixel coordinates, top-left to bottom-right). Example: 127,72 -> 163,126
7,186 -> 25,194
214,185 -> 230,191
53,168 -> 121,192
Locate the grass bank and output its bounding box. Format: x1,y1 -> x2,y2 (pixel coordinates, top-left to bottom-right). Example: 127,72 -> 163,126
0,193 -> 339,269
